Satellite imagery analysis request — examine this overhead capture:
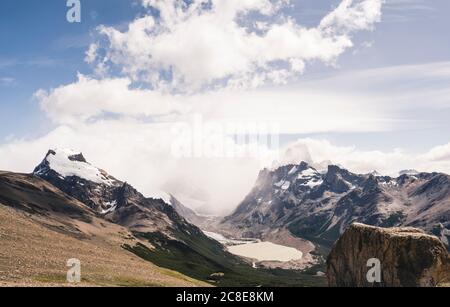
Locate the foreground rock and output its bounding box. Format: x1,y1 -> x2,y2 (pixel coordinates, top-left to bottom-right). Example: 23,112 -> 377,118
327,223 -> 450,287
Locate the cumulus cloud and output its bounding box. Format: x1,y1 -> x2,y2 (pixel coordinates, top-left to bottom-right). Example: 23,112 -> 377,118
87,0 -> 384,91
320,0 -> 384,33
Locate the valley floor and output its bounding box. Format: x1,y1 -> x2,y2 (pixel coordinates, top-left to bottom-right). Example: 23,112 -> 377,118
204,229 -> 320,271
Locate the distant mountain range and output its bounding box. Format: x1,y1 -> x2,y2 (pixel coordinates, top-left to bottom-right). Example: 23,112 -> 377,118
2,149 -> 448,286
220,161 -> 450,251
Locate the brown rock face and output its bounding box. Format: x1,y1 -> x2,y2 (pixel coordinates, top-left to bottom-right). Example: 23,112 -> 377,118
327,223 -> 450,287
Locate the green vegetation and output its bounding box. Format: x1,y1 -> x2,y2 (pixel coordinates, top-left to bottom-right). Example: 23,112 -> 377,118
34,273 -> 69,284
123,230 -> 327,287
33,273 -> 165,287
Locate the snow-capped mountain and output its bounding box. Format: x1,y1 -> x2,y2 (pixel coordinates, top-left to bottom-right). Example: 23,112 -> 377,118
34,149 -> 122,213
33,149 -> 201,235
222,161 -> 450,250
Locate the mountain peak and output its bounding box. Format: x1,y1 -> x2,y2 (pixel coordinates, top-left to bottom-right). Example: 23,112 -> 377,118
368,170 -> 382,177
44,148 -> 87,163
34,148 -> 115,186
326,164 -> 345,174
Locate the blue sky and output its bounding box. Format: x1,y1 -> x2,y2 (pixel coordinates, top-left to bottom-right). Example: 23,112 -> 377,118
0,0 -> 139,139
1,0 -> 450,212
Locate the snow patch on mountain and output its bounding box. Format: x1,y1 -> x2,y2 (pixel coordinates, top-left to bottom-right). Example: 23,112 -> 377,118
34,148 -> 115,186
281,181 -> 291,190
399,169 -> 419,176
151,190 -> 172,204
274,180 -> 285,188
297,168 -> 320,179
101,201 -> 117,214
288,166 -> 298,175
303,178 -> 323,188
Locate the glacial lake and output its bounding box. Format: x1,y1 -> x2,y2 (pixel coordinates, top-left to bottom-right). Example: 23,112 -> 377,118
227,241 -> 303,262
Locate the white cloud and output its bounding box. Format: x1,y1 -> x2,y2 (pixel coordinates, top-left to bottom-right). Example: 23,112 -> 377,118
297,61 -> 450,111
0,121 -> 264,215
33,74 -> 394,133
422,143 -> 450,162
88,0 -> 384,91
320,0 -> 384,33
35,73 -> 186,124
1,124 -> 449,215
276,138 -> 450,176
34,62 -> 450,133
383,0 -> 436,23
84,43 -> 98,64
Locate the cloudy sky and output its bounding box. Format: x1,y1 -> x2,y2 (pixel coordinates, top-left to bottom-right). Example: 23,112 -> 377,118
1,0 -> 450,214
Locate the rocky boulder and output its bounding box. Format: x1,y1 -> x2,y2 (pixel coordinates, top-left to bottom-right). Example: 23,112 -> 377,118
327,223 -> 450,287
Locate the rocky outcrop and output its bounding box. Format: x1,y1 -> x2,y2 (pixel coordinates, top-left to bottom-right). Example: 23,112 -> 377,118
327,223 -> 450,287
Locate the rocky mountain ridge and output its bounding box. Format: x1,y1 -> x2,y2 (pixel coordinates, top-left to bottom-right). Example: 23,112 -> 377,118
222,161 -> 450,250
33,149 -> 198,235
